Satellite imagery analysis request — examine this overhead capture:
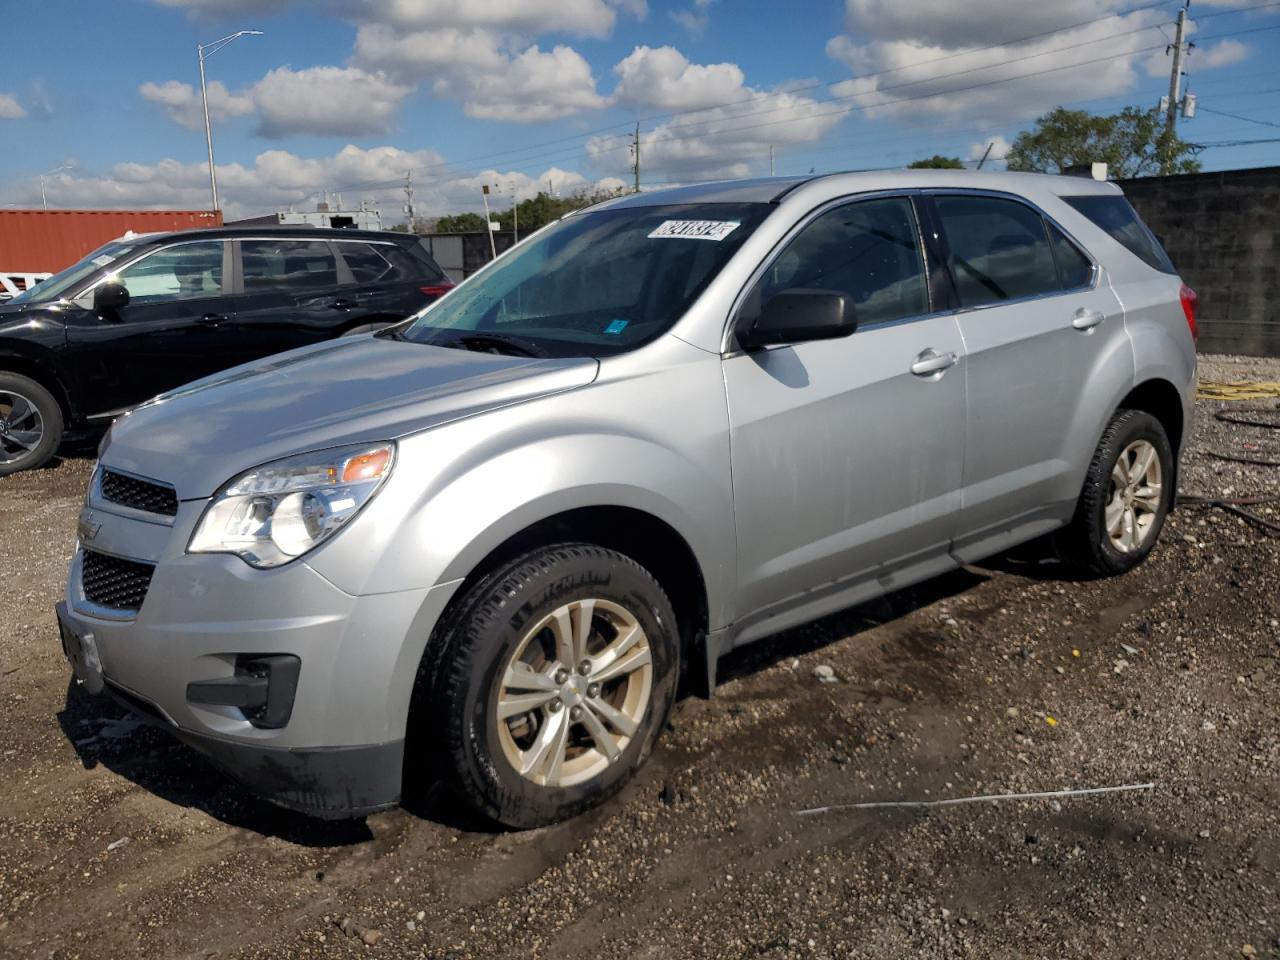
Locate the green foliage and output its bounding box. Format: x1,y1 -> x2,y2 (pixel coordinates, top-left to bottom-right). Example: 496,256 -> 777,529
908,155 -> 965,169
428,186 -> 629,235
434,212 -> 489,234
1005,106 -> 1202,179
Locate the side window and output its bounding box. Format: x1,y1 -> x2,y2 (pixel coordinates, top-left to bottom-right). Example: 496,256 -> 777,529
114,242 -> 224,302
755,196 -> 929,327
935,196 -> 1060,307
1062,195 -> 1175,274
241,240 -> 338,293
337,242 -> 420,285
1047,222 -> 1094,290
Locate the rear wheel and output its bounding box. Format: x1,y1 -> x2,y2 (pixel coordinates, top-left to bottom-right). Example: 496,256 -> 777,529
424,544 -> 679,828
1059,409 -> 1174,576
0,373 -> 63,477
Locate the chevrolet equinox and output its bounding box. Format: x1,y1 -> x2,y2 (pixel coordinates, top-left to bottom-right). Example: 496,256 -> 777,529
57,171 -> 1197,827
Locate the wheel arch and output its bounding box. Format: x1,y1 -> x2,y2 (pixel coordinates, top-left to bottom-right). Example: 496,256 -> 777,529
0,349 -> 76,424
1118,378 -> 1186,454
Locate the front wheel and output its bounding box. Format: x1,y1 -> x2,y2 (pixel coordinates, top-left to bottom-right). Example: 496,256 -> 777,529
426,544 -> 679,828
1058,409 -> 1175,577
0,373 -> 63,477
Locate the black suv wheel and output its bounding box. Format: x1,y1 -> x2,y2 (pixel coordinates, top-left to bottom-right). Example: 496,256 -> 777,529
0,373 -> 63,476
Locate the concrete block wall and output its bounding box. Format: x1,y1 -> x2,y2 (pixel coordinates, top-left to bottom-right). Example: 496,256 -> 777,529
1120,166 -> 1280,357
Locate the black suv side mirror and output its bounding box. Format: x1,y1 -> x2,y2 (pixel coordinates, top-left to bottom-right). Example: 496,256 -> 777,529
94,281 -> 130,314
739,289 -> 856,350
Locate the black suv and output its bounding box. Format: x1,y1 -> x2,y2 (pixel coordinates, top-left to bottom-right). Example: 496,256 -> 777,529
0,226 -> 453,475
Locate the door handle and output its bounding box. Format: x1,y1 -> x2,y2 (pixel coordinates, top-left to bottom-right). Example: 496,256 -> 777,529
1071,308 -> 1105,331
330,299 -> 357,310
910,348 -> 958,377
197,313 -> 226,326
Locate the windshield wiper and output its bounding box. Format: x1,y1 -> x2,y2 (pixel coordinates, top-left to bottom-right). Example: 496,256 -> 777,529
444,333 -> 551,359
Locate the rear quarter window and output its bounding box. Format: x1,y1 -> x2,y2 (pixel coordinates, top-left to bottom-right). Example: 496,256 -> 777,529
1062,195 -> 1176,274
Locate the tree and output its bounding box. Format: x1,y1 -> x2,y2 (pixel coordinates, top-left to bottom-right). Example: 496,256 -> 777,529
1005,106 -> 1201,179
908,155 -> 965,169
435,212 -> 488,233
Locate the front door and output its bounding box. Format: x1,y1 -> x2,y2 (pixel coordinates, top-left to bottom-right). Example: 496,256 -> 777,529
926,192 -> 1130,562
67,239 -> 234,415
724,195 -> 967,643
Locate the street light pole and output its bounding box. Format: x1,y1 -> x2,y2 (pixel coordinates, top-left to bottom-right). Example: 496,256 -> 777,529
39,164 -> 72,209
197,30 -> 262,214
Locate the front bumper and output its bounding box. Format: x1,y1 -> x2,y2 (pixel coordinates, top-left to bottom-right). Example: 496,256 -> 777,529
61,490 -> 461,818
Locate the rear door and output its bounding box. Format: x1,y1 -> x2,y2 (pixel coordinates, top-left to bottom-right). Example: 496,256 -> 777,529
724,194 -> 967,640
926,192 -> 1130,562
227,238 -> 349,357
65,239 -> 235,412
331,239 -> 445,326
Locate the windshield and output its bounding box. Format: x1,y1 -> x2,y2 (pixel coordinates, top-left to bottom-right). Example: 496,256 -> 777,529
393,202 -> 773,357
8,239 -> 142,305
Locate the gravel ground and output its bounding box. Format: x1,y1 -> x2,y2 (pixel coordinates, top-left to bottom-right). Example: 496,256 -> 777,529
0,354 -> 1277,960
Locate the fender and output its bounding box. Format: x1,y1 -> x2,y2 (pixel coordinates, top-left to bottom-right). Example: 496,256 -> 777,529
0,322 -> 79,421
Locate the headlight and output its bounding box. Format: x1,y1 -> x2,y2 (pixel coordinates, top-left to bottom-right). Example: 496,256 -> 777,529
188,443 -> 395,568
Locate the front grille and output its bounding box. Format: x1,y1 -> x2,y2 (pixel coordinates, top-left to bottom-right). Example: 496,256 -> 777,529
81,549 -> 155,611
100,469 -> 178,517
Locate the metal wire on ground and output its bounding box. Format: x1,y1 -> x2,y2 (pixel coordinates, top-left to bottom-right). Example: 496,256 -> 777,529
1178,389 -> 1280,533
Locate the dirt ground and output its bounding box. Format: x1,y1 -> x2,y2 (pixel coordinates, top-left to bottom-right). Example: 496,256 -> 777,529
0,355 -> 1277,960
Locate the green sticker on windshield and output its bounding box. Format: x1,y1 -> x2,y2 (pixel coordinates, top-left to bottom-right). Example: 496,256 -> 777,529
604,319 -> 629,335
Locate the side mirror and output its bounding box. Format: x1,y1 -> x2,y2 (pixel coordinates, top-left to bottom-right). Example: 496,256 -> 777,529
94,281 -> 130,314
739,288 -> 855,349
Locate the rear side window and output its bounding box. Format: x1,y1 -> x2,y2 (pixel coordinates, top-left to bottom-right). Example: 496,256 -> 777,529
337,242 -> 423,285
935,195 -> 1059,307
1047,223 -> 1095,289
1062,195 -> 1175,274
755,196 -> 929,327
241,240 -> 338,292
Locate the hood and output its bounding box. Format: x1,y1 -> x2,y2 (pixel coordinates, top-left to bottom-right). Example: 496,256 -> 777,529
103,336 -> 599,498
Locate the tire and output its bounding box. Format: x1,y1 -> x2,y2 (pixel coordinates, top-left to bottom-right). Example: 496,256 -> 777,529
0,373 -> 63,477
422,543 -> 680,828
1058,409 -> 1174,577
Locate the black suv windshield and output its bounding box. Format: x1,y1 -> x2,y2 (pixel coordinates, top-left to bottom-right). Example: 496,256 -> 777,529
9,239 -> 143,305
394,202 -> 773,357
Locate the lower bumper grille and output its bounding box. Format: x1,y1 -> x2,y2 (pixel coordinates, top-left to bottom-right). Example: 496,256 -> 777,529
81,549 -> 155,611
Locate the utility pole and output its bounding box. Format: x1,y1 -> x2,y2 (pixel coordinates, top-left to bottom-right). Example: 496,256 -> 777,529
976,142 -> 994,170
402,170 -> 415,229
510,183 -> 518,244
631,122 -> 641,193
769,145 -> 775,176
1166,3 -> 1189,136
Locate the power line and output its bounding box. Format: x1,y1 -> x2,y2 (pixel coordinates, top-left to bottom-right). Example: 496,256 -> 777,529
1197,105 -> 1280,127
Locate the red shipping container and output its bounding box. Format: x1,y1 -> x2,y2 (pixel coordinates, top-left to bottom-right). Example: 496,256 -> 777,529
0,209 -> 223,277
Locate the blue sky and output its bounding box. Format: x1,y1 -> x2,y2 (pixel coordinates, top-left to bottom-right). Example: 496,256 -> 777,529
3,0 -> 1280,220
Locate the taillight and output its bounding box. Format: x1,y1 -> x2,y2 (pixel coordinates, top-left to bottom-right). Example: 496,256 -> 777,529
421,283 -> 454,300
1179,283 -> 1198,343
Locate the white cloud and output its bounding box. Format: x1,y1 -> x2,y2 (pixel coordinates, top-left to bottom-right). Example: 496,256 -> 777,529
252,66 -> 412,137
612,46 -> 744,111
0,144 -> 622,223
0,93 -> 25,120
354,27 -> 605,122
153,0 -> 289,13
594,45 -> 844,180
670,0 -> 712,37
826,0 -> 1259,126
1192,38 -> 1250,70
140,67 -> 412,138
139,80 -> 254,130
336,0 -> 623,38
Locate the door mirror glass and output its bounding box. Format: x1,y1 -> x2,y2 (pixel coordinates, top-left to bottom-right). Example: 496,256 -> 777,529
740,289 -> 855,348
93,280 -> 130,314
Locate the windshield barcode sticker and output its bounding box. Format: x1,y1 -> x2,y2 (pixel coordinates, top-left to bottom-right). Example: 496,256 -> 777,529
648,220 -> 741,241
91,255 -> 116,267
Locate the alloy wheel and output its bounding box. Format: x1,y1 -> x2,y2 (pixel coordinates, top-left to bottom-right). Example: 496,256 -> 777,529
1105,438 -> 1163,553
495,598 -> 653,788
0,390 -> 44,465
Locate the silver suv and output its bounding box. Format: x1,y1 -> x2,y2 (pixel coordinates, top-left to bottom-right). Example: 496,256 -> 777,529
57,171 -> 1197,827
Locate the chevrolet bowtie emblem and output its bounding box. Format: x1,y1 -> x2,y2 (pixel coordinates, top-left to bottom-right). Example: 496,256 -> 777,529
77,511 -> 102,543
